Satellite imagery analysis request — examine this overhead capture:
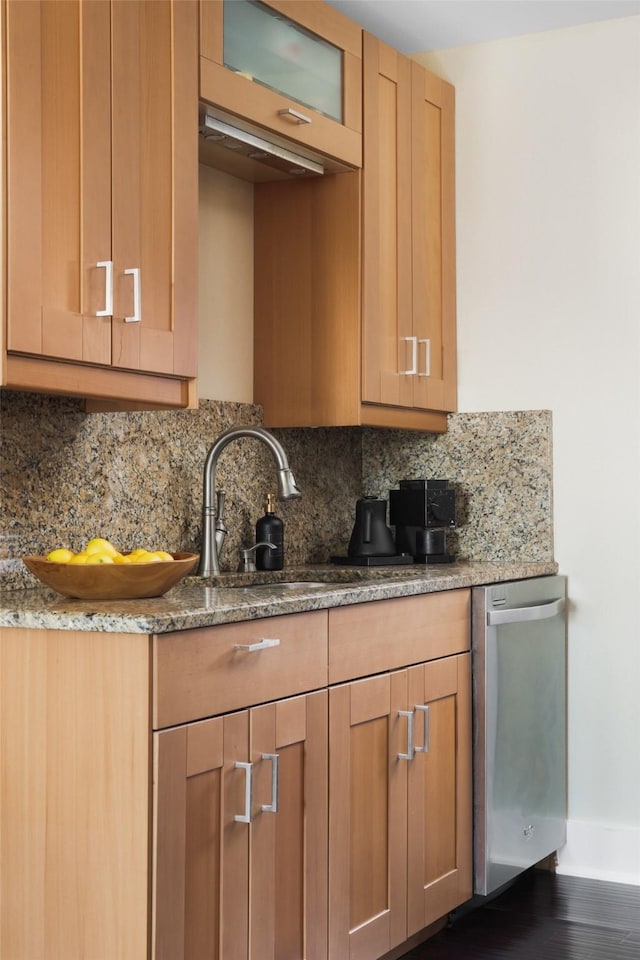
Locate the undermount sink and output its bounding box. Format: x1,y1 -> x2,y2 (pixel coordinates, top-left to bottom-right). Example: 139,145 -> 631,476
228,580 -> 339,591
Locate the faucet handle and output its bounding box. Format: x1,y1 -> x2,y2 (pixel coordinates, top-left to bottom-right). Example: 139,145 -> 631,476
238,541 -> 277,573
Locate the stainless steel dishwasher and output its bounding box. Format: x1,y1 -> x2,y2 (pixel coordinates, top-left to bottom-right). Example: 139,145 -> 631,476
472,575 -> 567,897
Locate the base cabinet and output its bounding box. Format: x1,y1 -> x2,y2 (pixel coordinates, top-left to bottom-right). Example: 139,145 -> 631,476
329,654 -> 472,960
0,592 -> 472,960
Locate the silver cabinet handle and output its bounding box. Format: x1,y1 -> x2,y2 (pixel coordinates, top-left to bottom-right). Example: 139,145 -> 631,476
124,267 -> 141,323
398,710 -> 415,760
234,761 -> 253,823
414,704 -> 430,753
261,753 -> 279,814
233,637 -> 281,653
96,260 -> 113,317
487,597 -> 565,626
401,336 -> 418,375
418,338 -> 431,377
277,107 -> 311,125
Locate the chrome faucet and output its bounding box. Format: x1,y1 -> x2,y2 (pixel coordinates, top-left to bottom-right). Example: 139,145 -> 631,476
196,425 -> 302,577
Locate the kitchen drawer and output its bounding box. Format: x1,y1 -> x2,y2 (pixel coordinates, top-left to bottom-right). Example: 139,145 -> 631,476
328,589 -> 470,684
153,610 -> 328,728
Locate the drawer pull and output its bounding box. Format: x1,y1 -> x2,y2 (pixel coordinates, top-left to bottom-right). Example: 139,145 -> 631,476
414,704 -> 430,753
398,710 -> 414,761
277,107 -> 311,125
233,638 -> 281,653
261,753 -> 279,814
234,761 -> 253,823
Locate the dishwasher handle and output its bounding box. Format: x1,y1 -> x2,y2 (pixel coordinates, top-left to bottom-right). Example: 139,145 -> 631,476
487,596 -> 565,626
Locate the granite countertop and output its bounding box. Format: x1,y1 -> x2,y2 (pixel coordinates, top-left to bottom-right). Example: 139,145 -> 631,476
0,561 -> 559,634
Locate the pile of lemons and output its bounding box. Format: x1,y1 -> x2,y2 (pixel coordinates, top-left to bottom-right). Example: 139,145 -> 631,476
46,537 -> 175,565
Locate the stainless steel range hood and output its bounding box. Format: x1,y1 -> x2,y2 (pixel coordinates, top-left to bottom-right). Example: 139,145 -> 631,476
198,105 -> 354,182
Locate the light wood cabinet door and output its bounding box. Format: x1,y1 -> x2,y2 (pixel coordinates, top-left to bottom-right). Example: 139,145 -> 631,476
4,0 -> 198,404
329,671 -> 409,959
5,0 -> 112,365
328,655 -> 472,960
153,691 -> 328,960
250,691 -> 328,960
406,654 -> 472,935
361,32 -> 457,416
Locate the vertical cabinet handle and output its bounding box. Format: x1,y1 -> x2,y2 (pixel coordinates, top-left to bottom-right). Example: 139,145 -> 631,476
96,260 -> 113,317
261,753 -> 279,813
398,710 -> 415,760
401,336 -> 418,375
124,267 -> 142,323
417,338 -> 431,377
414,704 -> 430,753
234,761 -> 253,823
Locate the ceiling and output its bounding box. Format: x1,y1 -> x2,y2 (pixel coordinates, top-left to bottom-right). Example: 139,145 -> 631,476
324,0 -> 640,54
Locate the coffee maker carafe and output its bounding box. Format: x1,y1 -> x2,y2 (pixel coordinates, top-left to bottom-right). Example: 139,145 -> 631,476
389,479 -> 456,563
347,497 -> 396,558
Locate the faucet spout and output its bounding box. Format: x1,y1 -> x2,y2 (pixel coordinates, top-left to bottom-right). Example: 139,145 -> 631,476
197,425 -> 301,577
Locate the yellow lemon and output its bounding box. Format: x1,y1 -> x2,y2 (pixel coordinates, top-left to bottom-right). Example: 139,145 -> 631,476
85,553 -> 114,564
46,548 -> 74,563
68,552 -> 90,564
86,538 -> 118,557
151,551 -> 174,562
131,550 -> 162,563
111,552 -> 126,564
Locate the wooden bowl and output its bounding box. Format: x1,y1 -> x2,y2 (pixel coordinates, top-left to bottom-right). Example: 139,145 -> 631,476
22,552 -> 199,600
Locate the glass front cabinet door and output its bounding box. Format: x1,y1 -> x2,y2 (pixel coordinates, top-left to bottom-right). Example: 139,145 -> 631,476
199,0 -> 362,170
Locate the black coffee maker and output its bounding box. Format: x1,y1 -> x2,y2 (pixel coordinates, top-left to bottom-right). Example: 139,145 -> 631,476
389,479 -> 456,563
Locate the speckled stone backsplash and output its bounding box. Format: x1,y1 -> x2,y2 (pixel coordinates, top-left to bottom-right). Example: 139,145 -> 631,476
0,391 -> 552,588
361,411 -> 554,562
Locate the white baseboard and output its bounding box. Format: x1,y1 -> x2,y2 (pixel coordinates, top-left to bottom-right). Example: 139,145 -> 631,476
556,818 -> 640,886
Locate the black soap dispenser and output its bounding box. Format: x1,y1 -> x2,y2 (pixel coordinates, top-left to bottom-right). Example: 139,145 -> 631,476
255,493 -> 284,571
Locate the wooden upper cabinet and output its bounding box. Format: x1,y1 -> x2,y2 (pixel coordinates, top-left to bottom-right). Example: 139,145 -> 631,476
254,31 -> 456,432
4,0 -> 198,407
361,32 -> 457,417
199,0 -> 362,169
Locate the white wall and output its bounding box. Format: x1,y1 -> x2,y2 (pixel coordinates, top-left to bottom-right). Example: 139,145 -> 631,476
418,18 -> 640,884
198,164 -> 254,402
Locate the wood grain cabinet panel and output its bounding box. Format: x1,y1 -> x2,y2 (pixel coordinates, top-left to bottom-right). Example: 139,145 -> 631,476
3,0 -> 198,407
254,32 -> 456,432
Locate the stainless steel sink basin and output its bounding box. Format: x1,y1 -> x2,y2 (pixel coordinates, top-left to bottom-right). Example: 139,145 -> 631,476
229,580 -> 338,591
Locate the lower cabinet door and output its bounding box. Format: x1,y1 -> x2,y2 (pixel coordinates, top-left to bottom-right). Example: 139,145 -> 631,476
153,709 -> 251,960
250,691 -> 328,960
153,691 -> 328,960
406,654 -> 472,935
329,671 -> 410,959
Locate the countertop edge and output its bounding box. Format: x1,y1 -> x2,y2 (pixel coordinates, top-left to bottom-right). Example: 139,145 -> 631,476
0,561 -> 560,634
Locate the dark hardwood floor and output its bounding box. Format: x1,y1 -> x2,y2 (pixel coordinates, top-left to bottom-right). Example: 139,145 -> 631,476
400,870 -> 640,959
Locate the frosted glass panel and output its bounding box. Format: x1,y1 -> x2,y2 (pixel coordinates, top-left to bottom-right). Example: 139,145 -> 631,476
223,0 -> 343,122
